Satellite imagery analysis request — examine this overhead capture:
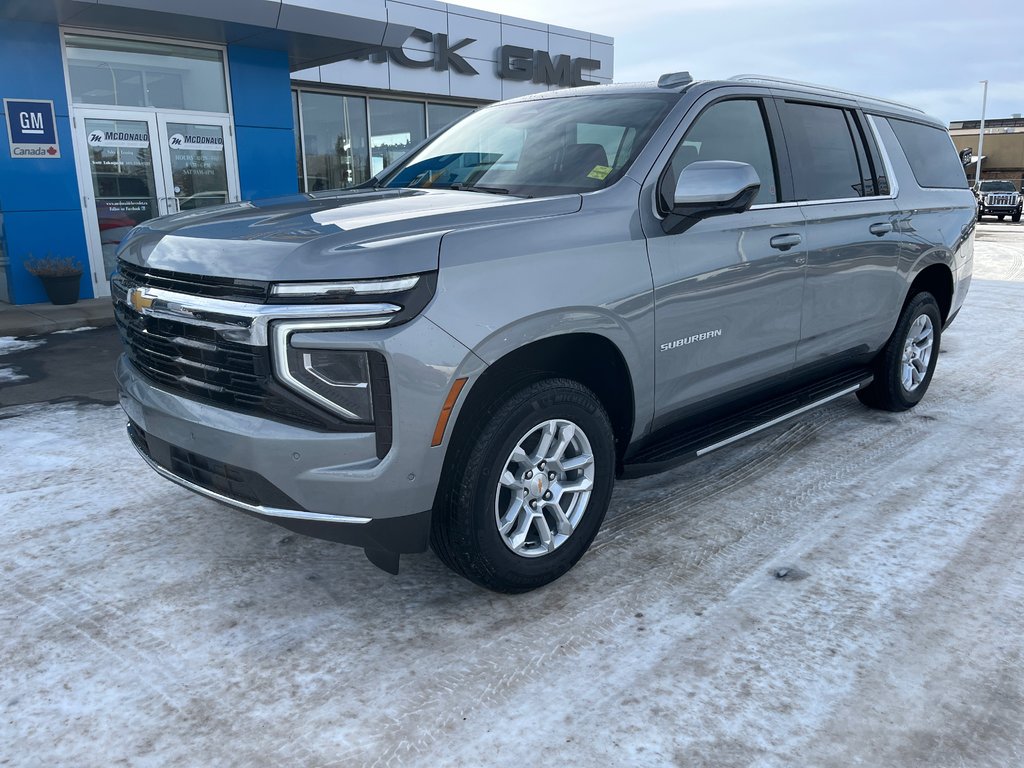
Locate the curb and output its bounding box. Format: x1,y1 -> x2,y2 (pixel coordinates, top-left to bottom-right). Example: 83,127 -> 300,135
0,298 -> 115,338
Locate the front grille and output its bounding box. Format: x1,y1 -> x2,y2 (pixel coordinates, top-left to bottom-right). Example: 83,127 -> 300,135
985,193 -> 1018,207
118,261 -> 270,302
114,296 -> 356,430
114,265 -> 387,436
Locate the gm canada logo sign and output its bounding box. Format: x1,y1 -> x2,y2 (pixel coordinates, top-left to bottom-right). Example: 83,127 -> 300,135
4,98 -> 61,158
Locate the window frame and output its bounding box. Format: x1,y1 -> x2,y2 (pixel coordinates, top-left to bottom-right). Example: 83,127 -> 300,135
656,95 -> 788,216
776,98 -> 890,204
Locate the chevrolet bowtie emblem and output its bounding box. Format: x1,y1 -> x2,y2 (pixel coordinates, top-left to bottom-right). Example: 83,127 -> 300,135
128,288 -> 154,312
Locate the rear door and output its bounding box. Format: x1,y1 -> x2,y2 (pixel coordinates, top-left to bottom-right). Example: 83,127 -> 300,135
643,93 -> 807,428
775,98 -> 903,367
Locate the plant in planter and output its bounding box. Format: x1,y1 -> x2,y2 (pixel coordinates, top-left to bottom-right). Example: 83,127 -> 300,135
24,255 -> 84,306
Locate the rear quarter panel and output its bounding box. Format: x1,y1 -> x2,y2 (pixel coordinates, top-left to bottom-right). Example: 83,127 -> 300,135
871,114 -> 975,322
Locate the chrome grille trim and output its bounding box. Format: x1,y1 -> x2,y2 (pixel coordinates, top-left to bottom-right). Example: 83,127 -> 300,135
112,274 -> 400,346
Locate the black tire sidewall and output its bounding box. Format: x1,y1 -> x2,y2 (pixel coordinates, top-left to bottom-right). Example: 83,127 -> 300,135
881,292 -> 942,410
449,379 -> 615,591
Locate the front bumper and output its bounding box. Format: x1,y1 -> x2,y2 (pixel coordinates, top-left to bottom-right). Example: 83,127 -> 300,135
117,314 -> 478,561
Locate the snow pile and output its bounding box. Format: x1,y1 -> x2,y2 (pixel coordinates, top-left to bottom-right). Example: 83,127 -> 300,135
0,336 -> 44,356
0,336 -> 43,385
52,326 -> 99,334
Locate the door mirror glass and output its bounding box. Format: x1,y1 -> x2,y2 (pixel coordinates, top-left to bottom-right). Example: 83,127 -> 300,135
673,160 -> 761,211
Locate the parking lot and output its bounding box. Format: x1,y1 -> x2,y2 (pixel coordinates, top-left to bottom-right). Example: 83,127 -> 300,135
2,222 -> 1023,767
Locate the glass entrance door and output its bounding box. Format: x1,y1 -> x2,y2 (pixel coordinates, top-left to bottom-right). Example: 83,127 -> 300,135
155,115 -> 238,214
74,110 -> 239,297
78,111 -> 163,285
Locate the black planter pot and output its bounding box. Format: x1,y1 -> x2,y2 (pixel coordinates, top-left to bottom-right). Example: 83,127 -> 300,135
38,274 -> 82,305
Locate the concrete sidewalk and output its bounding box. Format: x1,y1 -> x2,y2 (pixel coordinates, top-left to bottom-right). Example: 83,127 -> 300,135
0,297 -> 114,338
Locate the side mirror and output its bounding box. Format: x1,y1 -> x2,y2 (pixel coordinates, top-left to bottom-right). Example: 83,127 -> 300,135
662,160 -> 761,234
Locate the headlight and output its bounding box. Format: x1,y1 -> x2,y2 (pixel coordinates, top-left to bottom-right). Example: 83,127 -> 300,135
272,320 -> 384,423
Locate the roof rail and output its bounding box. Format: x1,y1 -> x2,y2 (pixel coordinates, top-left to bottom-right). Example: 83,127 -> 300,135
728,74 -> 925,114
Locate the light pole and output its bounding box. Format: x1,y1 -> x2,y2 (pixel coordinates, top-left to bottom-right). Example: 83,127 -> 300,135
975,79 -> 988,187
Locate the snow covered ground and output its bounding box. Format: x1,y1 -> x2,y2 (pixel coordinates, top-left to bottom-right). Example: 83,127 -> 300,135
2,224 -> 1023,767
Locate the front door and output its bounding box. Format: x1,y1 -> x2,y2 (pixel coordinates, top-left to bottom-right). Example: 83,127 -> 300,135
645,96 -> 807,429
74,110 -> 239,296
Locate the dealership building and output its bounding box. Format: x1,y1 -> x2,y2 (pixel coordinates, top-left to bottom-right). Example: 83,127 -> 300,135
0,1 -> 612,305
949,116 -> 1024,189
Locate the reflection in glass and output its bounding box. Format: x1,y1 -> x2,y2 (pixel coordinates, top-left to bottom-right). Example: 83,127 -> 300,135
84,118 -> 159,278
369,99 -> 426,175
427,103 -> 474,135
164,122 -> 229,210
299,92 -> 370,192
66,34 -> 227,113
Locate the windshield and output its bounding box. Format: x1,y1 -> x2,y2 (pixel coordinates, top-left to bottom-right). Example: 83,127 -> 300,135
380,93 -> 676,197
980,180 -> 1016,192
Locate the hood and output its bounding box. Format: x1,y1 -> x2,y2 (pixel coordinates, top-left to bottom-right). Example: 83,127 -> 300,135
116,188 -> 582,281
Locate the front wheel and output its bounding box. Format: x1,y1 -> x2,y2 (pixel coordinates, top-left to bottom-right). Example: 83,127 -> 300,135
431,378 -> 615,593
1013,210 -> 1022,223
857,292 -> 942,412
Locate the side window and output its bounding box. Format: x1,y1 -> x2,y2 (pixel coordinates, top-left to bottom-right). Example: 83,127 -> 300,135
887,118 -> 970,189
858,115 -> 891,195
665,99 -> 779,206
780,102 -> 871,201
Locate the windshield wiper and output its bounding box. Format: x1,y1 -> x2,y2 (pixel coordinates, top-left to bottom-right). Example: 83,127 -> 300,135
448,183 -> 511,195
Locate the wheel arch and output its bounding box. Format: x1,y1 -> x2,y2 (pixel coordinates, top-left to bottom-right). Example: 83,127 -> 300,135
907,261 -> 954,323
435,332 -> 637,511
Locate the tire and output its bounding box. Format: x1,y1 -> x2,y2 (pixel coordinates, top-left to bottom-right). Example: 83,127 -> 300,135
977,210 -> 984,222
857,292 -> 942,412
1013,210 -> 1021,223
431,377 -> 615,593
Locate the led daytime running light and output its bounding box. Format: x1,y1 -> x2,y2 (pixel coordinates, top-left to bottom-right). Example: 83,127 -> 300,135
271,275 -> 420,298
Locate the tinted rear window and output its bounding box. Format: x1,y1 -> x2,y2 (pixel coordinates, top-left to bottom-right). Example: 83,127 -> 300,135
887,118 -> 968,189
779,102 -> 873,201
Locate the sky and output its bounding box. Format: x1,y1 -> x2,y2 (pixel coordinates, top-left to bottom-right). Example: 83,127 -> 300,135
462,0 -> 1024,124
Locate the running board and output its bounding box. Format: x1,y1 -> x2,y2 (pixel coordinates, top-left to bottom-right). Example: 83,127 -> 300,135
622,370 -> 873,478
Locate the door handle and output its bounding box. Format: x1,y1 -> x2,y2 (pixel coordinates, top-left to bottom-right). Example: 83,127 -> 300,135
769,233 -> 802,251
869,222 -> 893,236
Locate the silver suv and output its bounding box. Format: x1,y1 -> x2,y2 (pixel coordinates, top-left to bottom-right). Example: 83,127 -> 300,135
114,73 -> 975,592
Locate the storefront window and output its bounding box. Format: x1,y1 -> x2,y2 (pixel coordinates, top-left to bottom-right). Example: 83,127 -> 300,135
369,98 -> 425,175
66,35 -> 227,113
292,90 -> 481,190
427,103 -> 475,135
299,92 -> 370,192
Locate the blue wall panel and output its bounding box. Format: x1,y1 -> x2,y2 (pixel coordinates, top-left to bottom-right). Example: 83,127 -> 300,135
228,45 -> 297,201
3,210 -> 91,305
233,126 -> 298,201
0,19 -> 92,304
228,46 -> 294,131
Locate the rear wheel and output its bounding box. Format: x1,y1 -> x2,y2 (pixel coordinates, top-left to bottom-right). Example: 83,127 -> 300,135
857,292 -> 942,412
431,378 -> 615,593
